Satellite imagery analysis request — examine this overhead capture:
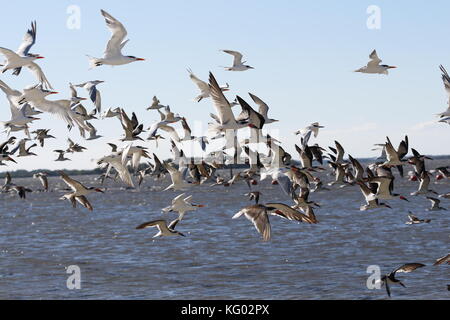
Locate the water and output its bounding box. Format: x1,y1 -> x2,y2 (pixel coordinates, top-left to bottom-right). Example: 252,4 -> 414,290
0,161 -> 449,300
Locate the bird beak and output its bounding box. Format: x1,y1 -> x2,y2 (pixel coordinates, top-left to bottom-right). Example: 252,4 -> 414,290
388,66 -> 397,69
386,205 -> 392,209
31,117 -> 40,121
7,157 -> 17,163
95,188 -> 104,193
136,58 -> 145,61
79,97 -> 87,101
400,196 -> 409,202
222,88 -> 230,92
36,56 -> 45,59
49,91 -> 59,95
194,204 -> 206,208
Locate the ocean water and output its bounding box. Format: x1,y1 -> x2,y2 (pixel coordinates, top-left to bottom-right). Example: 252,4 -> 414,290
0,161 -> 449,300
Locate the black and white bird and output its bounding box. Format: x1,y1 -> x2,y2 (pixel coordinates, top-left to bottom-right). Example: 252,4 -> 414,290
136,219 -> 185,238
378,263 -> 426,298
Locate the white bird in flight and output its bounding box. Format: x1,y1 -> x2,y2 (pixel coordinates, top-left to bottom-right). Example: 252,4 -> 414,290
221,50 -> 254,71
87,10 -> 145,69
354,50 -> 396,75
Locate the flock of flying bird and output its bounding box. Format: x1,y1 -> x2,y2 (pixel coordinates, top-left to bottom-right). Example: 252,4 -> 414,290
0,9 -> 449,298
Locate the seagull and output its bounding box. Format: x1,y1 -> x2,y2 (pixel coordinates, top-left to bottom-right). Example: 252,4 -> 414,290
187,68 -> 230,102
221,50 -> 254,71
87,10 -> 145,68
136,219 -> 185,238
162,193 -> 205,221
355,50 -> 397,75
59,171 -> 104,211
378,263 -> 425,297
75,81 -> 104,113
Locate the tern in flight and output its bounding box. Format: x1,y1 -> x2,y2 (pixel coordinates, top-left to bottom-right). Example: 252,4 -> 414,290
221,50 -> 254,71
87,10 -> 145,69
75,80 -> 104,113
355,50 -> 397,75
162,193 -> 205,221
0,21 -> 53,89
187,68 -> 230,102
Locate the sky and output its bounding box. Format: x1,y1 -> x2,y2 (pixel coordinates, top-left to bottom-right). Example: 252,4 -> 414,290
0,0 -> 449,172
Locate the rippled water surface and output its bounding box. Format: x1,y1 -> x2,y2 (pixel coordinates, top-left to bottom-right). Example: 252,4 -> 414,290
0,160 -> 449,300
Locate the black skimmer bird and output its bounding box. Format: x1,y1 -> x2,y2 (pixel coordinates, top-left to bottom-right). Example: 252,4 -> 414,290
32,129 -> 55,147
59,171 -> 104,211
136,219 -> 185,238
33,172 -> 49,192
439,192 -> 450,199
221,50 -> 254,71
87,10 -> 145,69
405,212 -> 431,225
54,150 -> 71,162
379,263 -> 425,298
410,171 -> 438,196
365,176 -> 409,202
10,139 -> 37,157
356,181 -> 392,211
245,191 -> 262,204
426,197 -> 447,211
433,254 -> 450,266
232,203 -> 314,242
354,49 -> 396,75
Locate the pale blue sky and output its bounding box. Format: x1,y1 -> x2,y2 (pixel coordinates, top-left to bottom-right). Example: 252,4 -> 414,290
0,0 -> 449,172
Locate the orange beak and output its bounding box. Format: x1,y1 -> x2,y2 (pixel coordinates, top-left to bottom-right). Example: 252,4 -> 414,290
49,91 -> 59,95
136,58 -> 145,61
195,204 -> 206,208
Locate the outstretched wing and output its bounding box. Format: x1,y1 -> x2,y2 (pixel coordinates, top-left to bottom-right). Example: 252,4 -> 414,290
101,9 -> 128,58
